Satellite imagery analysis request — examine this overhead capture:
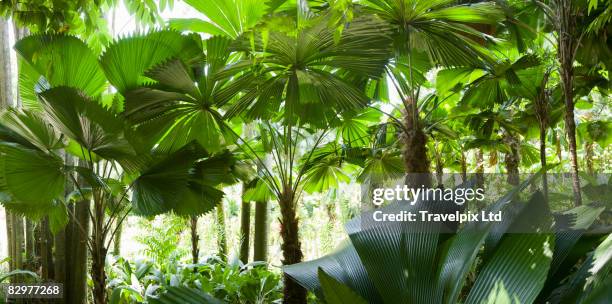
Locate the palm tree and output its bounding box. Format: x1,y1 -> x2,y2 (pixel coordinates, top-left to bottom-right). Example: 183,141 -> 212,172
170,0 -> 269,264
359,0 -> 503,187
5,32 -> 234,304
216,13 -> 392,302
535,0 -> 611,205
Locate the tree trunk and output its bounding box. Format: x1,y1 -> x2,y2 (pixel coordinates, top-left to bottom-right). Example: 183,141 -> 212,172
475,149 -> 485,189
190,216 -> 199,264
401,97 -> 432,188
279,187 -> 306,304
24,220 -> 35,270
539,126 -> 549,201
0,18 -> 14,109
534,73 -> 550,201
322,197 -> 336,253
40,217 -> 54,280
6,210 -> 14,273
91,197 -> 107,304
585,142 -> 594,176
434,141 -> 444,186
13,213 -> 24,272
69,201 -> 90,304
253,200 -> 268,262
557,0 -> 581,206
556,131 -> 563,164
112,221 -> 122,256
239,194 -> 251,264
54,225 -> 67,286
215,204 -> 228,261
460,151 -> 467,183
504,133 -> 520,186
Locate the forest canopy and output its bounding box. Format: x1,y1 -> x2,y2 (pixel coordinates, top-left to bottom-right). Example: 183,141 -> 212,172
0,0 -> 610,303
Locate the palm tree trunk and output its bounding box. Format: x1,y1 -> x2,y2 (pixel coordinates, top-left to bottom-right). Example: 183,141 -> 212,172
475,149 -> 485,189
24,220 -> 35,270
534,72 -> 550,201
0,18 -> 14,109
460,151 -> 467,183
322,199 -> 336,253
13,213 -> 24,272
239,193 -> 251,264
557,0 -> 581,206
503,133 -> 520,186
215,204 -> 228,261
6,210 -> 14,273
556,131 -> 563,164
54,226 -> 67,285
91,198 -> 107,304
434,141 -> 444,186
253,200 -> 268,262
402,97 -> 432,188
539,126 -> 549,201
190,216 -> 199,264
584,141 -> 594,176
112,222 -> 122,256
279,186 -> 306,304
68,201 -> 89,304
40,217 -> 54,280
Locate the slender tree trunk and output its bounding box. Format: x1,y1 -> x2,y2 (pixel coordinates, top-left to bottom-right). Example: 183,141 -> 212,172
556,131 -> 563,164
6,210 -> 15,273
322,198 -> 336,253
504,133 -> 520,186
24,220 -> 35,270
239,192 -> 251,264
13,213 -> 24,272
434,141 -> 444,186
460,151 -> 467,183
54,225 -> 67,284
91,198 -> 107,304
534,73 -> 550,201
40,217 -> 54,280
476,149 -> 485,189
1,17 -> 18,281
253,200 -> 268,262
68,201 -> 89,304
557,0 -> 581,206
539,127 -> 549,201
279,187 -> 306,304
585,142 -> 594,176
112,221 -> 122,256
0,18 -> 14,109
402,97 -> 432,188
215,204 -> 228,261
190,216 -> 199,264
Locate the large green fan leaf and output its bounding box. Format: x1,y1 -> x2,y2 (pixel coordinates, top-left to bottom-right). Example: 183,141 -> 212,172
15,34 -> 106,97
0,109 -> 65,152
131,143 -> 223,216
100,30 -> 202,94
180,0 -> 266,38
38,87 -> 135,160
0,143 -> 64,204
123,37 -> 235,153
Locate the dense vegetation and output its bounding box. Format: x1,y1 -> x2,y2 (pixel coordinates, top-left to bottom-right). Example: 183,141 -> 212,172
0,0 -> 610,303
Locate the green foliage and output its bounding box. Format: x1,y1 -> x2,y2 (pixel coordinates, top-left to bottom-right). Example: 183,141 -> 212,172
106,256 -> 282,304
285,178 -> 609,304
318,268 -> 368,304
